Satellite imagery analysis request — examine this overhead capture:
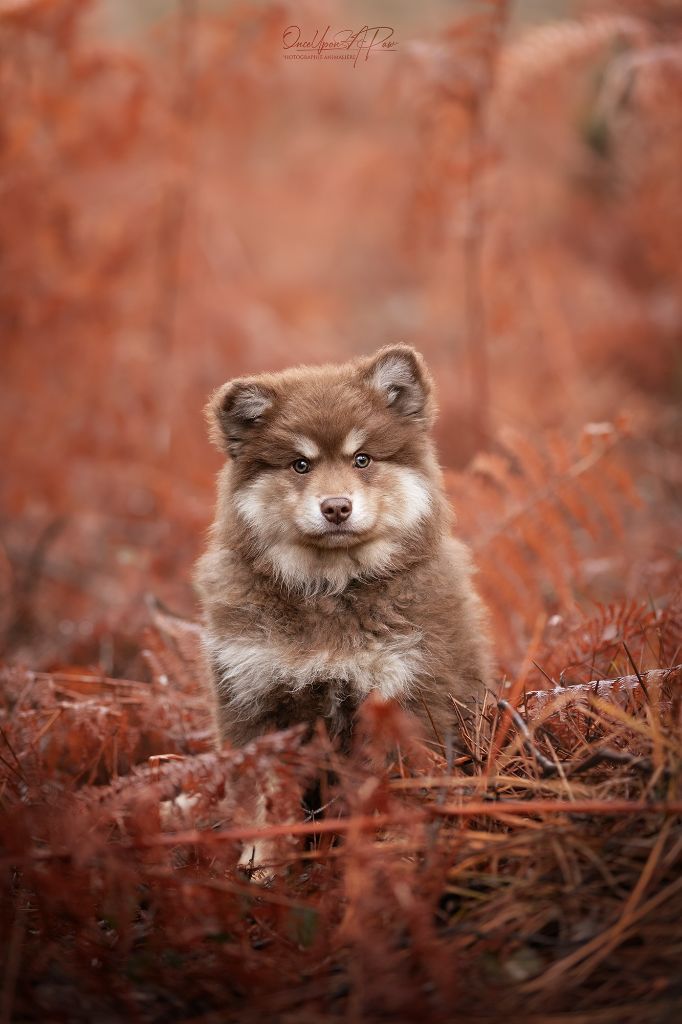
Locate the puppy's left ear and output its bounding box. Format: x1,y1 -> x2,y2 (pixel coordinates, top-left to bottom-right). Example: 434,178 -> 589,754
363,344 -> 435,426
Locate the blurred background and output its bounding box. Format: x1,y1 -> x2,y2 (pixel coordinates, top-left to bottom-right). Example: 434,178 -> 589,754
1,0 -> 680,677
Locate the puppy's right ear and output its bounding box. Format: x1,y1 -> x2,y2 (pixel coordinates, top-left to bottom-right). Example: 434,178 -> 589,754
206,378 -> 276,457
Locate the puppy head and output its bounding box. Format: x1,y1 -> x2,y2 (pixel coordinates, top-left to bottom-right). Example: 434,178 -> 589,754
207,345 -> 443,592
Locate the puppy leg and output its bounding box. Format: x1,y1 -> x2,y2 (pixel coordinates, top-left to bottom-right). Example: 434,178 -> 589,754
237,788 -> 279,882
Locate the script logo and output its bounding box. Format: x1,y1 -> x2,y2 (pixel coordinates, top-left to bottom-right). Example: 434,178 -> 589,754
282,25 -> 398,66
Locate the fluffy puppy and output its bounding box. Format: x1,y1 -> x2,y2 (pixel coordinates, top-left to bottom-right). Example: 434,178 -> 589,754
195,345 -> 493,759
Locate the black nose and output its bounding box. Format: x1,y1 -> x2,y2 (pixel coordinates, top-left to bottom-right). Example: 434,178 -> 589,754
320,496 -> 352,524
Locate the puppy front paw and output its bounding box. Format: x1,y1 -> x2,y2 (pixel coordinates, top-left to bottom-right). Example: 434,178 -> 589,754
237,838 -> 277,884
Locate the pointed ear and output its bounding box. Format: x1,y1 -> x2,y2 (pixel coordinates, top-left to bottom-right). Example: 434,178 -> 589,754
363,344 -> 434,425
206,377 -> 276,457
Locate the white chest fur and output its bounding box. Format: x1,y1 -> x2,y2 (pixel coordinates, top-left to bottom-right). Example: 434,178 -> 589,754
207,631 -> 424,715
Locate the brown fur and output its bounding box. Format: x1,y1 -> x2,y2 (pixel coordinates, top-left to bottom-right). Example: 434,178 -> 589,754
195,345 -> 493,755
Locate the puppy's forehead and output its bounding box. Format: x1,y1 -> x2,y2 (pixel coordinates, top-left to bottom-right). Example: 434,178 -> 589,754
277,377 -> 372,454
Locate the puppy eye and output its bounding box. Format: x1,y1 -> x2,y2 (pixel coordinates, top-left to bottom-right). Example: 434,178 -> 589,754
292,457 -> 311,474
353,453 -> 371,469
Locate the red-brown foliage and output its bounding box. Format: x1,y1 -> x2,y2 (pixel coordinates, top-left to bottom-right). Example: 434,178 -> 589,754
1,1 -> 681,1020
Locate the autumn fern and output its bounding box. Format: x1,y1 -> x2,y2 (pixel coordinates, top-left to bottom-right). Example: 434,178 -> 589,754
446,420 -> 641,672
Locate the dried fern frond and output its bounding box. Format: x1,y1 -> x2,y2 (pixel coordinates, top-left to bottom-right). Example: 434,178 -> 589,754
0,665 -> 212,787
497,15 -> 650,107
532,587 -> 682,688
447,421 -> 641,672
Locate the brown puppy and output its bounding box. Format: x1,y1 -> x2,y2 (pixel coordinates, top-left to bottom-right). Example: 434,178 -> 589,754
195,345 -> 493,763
